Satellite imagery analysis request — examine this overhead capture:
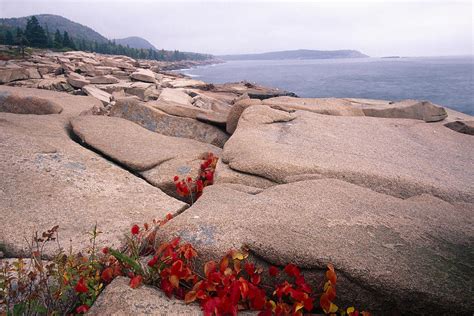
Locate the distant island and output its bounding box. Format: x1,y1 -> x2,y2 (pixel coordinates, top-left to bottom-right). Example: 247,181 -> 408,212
220,49 -> 369,60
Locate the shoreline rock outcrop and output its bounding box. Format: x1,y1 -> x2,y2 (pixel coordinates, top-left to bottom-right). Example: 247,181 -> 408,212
0,48 -> 472,315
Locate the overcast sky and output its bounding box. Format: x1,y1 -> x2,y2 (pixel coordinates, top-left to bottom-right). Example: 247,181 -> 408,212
0,0 -> 472,56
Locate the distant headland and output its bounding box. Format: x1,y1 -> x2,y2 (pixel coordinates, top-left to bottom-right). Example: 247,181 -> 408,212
219,49 -> 369,60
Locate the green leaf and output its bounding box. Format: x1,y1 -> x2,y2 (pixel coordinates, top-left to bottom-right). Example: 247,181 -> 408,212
109,248 -> 143,274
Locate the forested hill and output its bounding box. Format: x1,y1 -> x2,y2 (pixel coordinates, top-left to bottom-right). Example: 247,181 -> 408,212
114,36 -> 157,50
0,14 -> 107,43
0,14 -> 213,61
220,49 -> 369,60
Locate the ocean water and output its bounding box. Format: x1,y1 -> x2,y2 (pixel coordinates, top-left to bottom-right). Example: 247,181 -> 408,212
182,56 -> 474,115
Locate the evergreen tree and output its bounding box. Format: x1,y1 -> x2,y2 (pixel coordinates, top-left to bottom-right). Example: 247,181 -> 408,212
53,29 -> 63,49
15,28 -> 28,58
44,23 -> 53,47
62,31 -> 76,49
5,30 -> 14,45
24,16 -> 48,47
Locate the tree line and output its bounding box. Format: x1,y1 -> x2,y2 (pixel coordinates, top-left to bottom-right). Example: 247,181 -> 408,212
0,16 -> 212,61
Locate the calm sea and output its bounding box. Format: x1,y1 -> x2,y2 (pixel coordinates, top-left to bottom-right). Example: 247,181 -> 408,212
181,56 -> 474,115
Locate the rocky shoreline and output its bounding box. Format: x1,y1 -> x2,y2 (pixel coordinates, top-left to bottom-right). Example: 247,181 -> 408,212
0,49 -> 473,315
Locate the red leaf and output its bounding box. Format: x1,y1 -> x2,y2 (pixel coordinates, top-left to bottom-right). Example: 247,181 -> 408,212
269,265 -> 279,277
185,290 -> 197,304
148,256 -> 158,267
204,261 -> 216,278
284,263 -> 300,278
101,267 -> 114,283
320,293 -> 331,313
161,278 -> 173,297
75,304 -> 89,314
131,224 -> 140,235
129,275 -> 143,289
326,263 -> 337,285
74,277 -> 88,293
220,255 -> 229,273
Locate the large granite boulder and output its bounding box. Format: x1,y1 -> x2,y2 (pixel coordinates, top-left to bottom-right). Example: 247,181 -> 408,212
211,82 -> 297,99
222,105 -> 474,203
126,82 -> 158,101
157,88 -> 193,106
131,68 -> 156,83
344,98 -> 448,122
0,66 -> 39,84
155,180 -> 473,315
445,120 -> 474,135
88,277 -> 202,315
82,85 -> 112,105
89,75 -> 120,84
71,115 -> 220,199
0,86 -> 102,117
0,92 -> 63,115
66,72 -> 90,88
226,99 -> 263,134
110,97 -> 229,148
0,113 -> 186,258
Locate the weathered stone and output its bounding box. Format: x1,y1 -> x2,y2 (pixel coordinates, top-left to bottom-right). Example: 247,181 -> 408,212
126,82 -> 155,101
0,67 -> 29,83
37,77 -> 74,93
0,113 -> 186,258
152,101 -> 208,119
131,68 -> 156,83
67,72 -> 90,89
75,62 -> 96,76
214,160 -> 276,189
226,99 -> 263,134
223,105 -> 474,203
196,111 -> 228,128
26,68 -> 41,79
0,92 -> 63,115
89,75 -> 120,84
346,98 -> 448,122
211,81 -> 297,99
94,82 -> 132,94
88,277 -> 202,315
0,86 -> 101,117
82,85 -> 112,105
263,97 -> 365,116
444,120 -> 474,135
156,180 -> 474,315
71,115 -> 220,172
142,157 -> 204,200
165,78 -> 209,89
110,97 -> 229,147
158,88 -> 193,106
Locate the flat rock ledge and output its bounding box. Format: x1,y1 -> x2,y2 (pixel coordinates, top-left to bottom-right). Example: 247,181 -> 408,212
155,180 -> 474,315
71,115 -> 221,199
0,104 -> 186,258
222,105 -> 474,204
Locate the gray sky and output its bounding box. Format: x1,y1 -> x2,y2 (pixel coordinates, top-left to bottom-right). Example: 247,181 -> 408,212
0,0 -> 472,56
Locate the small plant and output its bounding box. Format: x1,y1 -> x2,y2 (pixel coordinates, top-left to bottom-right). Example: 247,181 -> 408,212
173,152 -> 218,204
0,224 -> 113,314
1,211 -> 370,315
106,220 -> 370,316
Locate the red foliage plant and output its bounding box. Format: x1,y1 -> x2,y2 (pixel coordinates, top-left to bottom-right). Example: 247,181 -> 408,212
174,152 -> 218,204
105,219 -> 371,316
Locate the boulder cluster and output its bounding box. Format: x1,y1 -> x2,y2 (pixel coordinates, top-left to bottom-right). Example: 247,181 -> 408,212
0,49 -> 473,315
